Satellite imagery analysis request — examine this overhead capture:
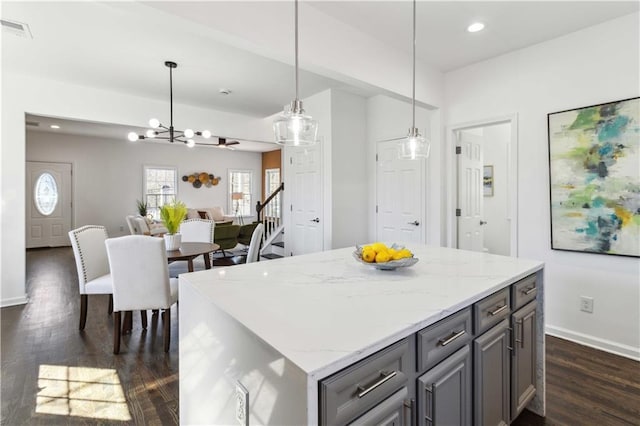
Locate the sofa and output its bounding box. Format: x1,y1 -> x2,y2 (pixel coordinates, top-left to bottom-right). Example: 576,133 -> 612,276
187,207 -> 234,225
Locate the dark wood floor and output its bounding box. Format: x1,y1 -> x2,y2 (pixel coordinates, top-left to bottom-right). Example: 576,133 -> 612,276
2,247 -> 639,425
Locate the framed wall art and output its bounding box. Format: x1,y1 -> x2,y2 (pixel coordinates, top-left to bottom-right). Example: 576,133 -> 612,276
483,165 -> 494,197
548,97 -> 639,257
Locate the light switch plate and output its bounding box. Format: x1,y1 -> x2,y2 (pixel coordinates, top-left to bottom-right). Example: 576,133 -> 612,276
235,381 -> 249,426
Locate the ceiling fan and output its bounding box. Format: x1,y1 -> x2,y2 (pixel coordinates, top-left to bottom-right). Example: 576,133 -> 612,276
195,137 -> 240,150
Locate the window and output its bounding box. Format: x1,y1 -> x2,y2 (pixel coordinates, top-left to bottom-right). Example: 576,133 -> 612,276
34,172 -> 58,216
264,168 -> 281,219
144,166 -> 177,219
229,170 -> 252,217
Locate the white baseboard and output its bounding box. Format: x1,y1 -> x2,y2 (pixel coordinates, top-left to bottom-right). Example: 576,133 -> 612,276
546,325 -> 640,361
1,295 -> 29,308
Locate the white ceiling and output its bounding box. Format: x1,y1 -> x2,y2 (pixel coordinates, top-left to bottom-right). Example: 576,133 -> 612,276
4,1 -> 638,151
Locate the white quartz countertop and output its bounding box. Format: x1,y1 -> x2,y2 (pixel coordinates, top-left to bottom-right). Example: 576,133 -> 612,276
180,245 -> 543,380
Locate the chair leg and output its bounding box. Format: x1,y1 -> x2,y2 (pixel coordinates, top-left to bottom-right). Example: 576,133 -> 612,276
108,294 -> 113,315
141,310 -> 147,330
79,295 -> 88,330
123,311 -> 132,334
162,308 -> 170,352
113,311 -> 121,354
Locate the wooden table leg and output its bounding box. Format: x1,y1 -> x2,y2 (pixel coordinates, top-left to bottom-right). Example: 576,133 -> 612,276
188,259 -> 194,272
204,253 -> 212,269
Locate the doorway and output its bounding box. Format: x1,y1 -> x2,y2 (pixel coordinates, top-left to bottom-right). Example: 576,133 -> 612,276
447,116 -> 518,256
26,161 -> 73,248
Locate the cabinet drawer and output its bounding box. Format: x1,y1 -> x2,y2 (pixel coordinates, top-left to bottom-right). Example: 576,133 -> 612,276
512,274 -> 537,310
320,338 -> 411,426
473,287 -> 511,334
348,387 -> 409,425
416,307 -> 472,372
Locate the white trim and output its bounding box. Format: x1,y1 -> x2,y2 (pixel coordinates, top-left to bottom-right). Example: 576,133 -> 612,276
445,114 -> 519,256
546,325 -> 640,362
1,295 -> 29,308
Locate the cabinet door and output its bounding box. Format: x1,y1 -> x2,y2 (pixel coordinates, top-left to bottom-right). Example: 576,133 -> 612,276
474,319 -> 510,426
417,345 -> 471,426
349,387 -> 410,426
511,300 -> 537,420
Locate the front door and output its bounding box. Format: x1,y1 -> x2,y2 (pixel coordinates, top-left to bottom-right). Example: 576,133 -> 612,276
456,131 -> 484,252
26,161 -> 72,248
288,146 -> 323,256
376,140 -> 424,244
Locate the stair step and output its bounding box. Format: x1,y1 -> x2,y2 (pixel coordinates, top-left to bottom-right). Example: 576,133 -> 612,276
272,241 -> 285,248
262,253 -> 283,260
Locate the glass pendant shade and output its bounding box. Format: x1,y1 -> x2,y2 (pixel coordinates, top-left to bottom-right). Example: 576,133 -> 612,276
273,104 -> 318,146
399,128 -> 430,160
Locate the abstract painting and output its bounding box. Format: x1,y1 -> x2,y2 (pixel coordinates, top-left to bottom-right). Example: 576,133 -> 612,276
548,97 -> 639,257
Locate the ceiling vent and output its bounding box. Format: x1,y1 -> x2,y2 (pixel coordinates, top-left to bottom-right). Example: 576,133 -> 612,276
1,19 -> 32,38
26,121 -> 40,127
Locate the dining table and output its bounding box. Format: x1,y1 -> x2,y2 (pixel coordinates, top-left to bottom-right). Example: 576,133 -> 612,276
166,242 -> 220,272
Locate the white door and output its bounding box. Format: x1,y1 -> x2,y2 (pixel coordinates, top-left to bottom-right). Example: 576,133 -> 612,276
26,162 -> 72,248
288,146 -> 323,256
376,140 -> 424,244
456,131 -> 485,251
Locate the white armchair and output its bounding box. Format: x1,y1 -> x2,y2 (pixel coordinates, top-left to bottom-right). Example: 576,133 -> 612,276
68,225 -> 113,330
105,235 -> 178,354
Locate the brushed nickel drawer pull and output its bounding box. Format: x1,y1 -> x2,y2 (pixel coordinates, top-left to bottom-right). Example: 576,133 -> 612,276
356,371 -> 397,398
438,330 -> 466,347
488,304 -> 508,316
523,286 -> 536,295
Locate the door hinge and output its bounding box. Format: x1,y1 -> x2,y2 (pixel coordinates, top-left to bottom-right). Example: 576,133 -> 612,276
290,204 -> 293,211
290,156 -> 293,165
456,208 -> 461,217
376,205 -> 378,213
455,146 -> 462,154
376,153 -> 378,161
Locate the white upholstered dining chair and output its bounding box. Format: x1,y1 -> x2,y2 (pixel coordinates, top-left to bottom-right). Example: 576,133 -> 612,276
68,225 -> 113,330
105,235 -> 178,354
246,223 -> 264,264
168,218 -> 215,277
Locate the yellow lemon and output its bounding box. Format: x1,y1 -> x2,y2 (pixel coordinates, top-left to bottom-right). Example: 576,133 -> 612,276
375,251 -> 391,263
397,249 -> 413,259
362,248 -> 376,263
388,248 -> 397,258
371,242 -> 388,253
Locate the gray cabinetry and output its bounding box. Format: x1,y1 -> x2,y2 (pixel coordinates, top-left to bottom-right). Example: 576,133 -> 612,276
474,319 -> 511,426
417,345 -> 472,426
511,301 -> 537,420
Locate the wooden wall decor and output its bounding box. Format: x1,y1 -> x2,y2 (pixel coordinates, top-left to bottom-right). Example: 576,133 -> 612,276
182,173 -> 221,188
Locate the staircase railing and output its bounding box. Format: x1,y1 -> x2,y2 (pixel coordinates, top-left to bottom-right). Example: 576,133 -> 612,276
256,182 -> 284,246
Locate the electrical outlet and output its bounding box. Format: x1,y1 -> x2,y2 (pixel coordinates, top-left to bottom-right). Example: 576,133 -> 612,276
235,381 -> 249,426
119,225 -> 124,232
580,296 -> 594,313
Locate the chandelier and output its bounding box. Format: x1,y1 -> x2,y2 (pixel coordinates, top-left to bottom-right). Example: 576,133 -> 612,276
272,0 -> 318,146
127,61 -> 211,148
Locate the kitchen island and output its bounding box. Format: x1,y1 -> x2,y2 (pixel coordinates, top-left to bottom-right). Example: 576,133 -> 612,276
179,245 -> 544,425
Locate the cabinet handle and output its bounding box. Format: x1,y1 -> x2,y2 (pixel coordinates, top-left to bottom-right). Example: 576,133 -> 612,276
356,371 -> 397,398
488,304 -> 508,316
522,286 -> 536,295
438,330 -> 466,347
425,386 -> 433,425
515,319 -> 524,348
403,398 -> 415,426
507,326 -> 514,352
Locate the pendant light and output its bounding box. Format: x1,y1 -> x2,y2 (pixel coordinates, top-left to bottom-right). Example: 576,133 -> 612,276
398,0 -> 430,160
273,0 -> 318,146
127,61 -> 211,148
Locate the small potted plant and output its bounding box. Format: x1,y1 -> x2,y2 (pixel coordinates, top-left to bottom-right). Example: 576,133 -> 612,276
159,200 -> 187,250
136,199 -> 148,217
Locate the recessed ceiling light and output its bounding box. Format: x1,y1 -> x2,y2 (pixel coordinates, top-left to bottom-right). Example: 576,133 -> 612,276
50,124 -> 60,129
467,22 -> 485,33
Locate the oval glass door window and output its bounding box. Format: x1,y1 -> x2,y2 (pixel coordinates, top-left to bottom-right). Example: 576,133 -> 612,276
34,172 -> 59,215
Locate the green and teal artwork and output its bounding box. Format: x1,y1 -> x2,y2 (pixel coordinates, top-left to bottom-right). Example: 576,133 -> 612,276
548,97 -> 639,257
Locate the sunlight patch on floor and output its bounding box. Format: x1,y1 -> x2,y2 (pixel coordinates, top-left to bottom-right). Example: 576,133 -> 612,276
36,364 -> 131,421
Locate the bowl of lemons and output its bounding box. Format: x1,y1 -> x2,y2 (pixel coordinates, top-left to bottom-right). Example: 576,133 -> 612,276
353,242 -> 419,270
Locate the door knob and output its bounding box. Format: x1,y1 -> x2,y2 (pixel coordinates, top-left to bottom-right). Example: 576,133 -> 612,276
310,218 -> 320,223
480,220 -> 487,225
408,220 -> 420,226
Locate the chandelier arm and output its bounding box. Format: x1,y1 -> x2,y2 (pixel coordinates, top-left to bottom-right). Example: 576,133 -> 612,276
295,0 -> 299,102
412,0 -> 416,130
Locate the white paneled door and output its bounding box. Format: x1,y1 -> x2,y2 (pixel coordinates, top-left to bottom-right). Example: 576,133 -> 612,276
288,146 -> 323,256
457,131 -> 485,252
376,140 -> 424,244
26,162 -> 72,248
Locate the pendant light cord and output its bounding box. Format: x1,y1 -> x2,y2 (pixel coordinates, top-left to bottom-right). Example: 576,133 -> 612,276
169,65 -> 174,140
295,0 -> 299,102
412,0 -> 416,129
